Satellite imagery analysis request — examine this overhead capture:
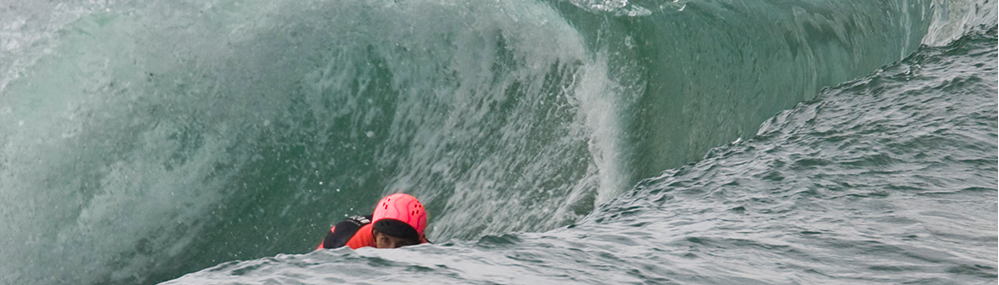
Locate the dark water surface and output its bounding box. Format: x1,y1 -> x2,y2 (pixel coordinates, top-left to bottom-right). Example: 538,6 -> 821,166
0,0 -> 995,284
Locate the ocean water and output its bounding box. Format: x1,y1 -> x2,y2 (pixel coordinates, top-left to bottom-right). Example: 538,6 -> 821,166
0,0 -> 995,284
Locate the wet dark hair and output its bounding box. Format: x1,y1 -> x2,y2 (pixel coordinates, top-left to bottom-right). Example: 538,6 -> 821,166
372,218 -> 420,242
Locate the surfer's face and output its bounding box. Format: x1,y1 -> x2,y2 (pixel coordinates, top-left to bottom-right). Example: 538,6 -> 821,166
373,230 -> 419,248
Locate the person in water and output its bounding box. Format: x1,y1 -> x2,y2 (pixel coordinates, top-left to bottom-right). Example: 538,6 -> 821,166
317,193 -> 429,249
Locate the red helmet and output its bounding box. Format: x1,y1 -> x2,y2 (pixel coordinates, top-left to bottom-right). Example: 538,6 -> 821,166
372,193 -> 427,238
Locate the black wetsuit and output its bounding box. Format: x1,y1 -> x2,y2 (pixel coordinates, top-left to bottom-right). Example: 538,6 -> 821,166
320,215 -> 372,249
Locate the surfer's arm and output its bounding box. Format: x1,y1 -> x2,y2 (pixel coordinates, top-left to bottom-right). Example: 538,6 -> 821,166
316,215 -> 373,250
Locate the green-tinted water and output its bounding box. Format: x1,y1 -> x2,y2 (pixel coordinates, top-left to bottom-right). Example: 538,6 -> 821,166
0,0 -> 994,283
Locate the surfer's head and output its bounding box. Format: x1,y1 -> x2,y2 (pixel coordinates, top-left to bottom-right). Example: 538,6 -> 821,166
371,193 -> 427,248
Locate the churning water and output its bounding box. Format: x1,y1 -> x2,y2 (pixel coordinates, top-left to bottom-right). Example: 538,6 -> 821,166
0,0 -> 995,284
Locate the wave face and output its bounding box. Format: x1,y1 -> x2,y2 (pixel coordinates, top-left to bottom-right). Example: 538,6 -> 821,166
169,25 -> 998,284
0,0 -> 992,283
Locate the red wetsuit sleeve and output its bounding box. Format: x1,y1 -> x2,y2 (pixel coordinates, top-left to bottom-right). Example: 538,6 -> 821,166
345,224 -> 376,249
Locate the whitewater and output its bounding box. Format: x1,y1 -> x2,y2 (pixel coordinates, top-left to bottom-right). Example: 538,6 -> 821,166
0,0 -> 995,284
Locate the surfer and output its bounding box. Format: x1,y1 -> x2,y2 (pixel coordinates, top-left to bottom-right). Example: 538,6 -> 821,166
316,193 -> 429,249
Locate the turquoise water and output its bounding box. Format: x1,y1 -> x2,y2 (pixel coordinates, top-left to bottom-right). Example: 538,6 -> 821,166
0,0 -> 995,284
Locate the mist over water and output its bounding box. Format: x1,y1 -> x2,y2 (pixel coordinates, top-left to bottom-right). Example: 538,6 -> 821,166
0,0 -> 994,284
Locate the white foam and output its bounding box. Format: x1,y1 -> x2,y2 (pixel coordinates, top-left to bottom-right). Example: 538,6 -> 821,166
923,0 -> 998,46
